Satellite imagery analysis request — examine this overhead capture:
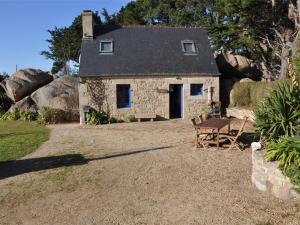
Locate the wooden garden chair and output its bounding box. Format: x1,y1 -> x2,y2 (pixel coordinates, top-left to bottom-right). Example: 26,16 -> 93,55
191,117 -> 213,148
220,117 -> 248,150
198,114 -> 204,123
209,101 -> 222,118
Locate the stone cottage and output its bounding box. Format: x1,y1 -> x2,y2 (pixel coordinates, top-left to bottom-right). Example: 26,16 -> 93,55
79,10 -> 220,124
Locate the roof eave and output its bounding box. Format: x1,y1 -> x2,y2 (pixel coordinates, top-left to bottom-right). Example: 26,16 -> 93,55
79,72 -> 220,78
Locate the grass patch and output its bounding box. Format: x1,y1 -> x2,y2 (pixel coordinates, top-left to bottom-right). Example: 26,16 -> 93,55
0,166 -> 76,207
256,222 -> 272,225
0,121 -> 49,161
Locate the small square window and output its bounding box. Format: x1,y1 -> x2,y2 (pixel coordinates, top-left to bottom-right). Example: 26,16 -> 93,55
117,84 -> 131,108
100,40 -> 113,53
190,84 -> 203,96
182,41 -> 196,54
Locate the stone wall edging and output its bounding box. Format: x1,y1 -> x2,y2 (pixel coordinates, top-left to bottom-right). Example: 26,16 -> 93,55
252,150 -> 300,201
226,107 -> 255,122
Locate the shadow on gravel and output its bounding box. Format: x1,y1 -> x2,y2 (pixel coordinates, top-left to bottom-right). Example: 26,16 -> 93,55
0,146 -> 174,180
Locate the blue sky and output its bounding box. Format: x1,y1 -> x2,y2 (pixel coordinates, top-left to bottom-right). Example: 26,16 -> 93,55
0,0 -> 132,74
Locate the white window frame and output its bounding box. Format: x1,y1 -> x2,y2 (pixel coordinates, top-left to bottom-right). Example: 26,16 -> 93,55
100,40 -> 114,54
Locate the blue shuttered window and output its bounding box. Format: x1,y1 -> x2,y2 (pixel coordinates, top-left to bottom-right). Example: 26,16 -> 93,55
117,84 -> 131,108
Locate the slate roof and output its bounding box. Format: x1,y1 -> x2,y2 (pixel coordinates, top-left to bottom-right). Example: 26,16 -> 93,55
79,25 -> 219,77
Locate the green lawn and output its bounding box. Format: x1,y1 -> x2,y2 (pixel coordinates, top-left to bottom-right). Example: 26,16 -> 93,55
0,121 -> 49,162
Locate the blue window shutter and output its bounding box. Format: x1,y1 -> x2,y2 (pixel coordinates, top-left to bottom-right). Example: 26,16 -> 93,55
128,85 -> 131,108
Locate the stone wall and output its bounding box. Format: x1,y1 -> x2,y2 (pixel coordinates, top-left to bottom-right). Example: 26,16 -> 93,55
252,150 -> 300,201
79,75 -> 219,124
226,107 -> 255,122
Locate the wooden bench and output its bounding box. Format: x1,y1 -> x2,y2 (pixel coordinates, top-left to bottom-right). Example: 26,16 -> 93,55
135,113 -> 156,122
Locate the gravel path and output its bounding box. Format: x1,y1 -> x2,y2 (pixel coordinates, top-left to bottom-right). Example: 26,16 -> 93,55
0,119 -> 299,225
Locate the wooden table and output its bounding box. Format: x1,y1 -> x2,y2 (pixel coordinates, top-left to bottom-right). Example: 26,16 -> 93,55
193,118 -> 230,150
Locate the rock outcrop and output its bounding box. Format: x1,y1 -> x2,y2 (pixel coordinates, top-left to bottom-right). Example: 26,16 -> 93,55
2,68 -> 53,102
31,75 -> 79,111
216,53 -> 261,80
226,107 -> 255,122
9,96 -> 37,112
7,74 -> 79,121
252,150 -> 300,201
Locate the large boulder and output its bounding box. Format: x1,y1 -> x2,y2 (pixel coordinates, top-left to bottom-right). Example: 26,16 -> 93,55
216,53 -> 262,80
9,96 -> 37,113
31,75 -> 79,120
226,107 -> 255,122
239,78 -> 255,83
4,68 -> 53,102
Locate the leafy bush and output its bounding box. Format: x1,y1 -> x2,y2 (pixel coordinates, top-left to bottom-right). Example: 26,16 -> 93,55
20,111 -> 38,121
231,81 -> 281,107
108,116 -> 118,124
265,136 -> 300,170
265,135 -> 300,193
0,111 -> 5,118
0,93 -> 12,112
0,109 -> 20,121
250,81 -> 280,106
254,81 -> 300,141
87,111 -> 109,125
232,82 -> 252,106
39,107 -> 66,124
292,55 -> 300,79
126,115 -> 137,122
284,164 -> 300,193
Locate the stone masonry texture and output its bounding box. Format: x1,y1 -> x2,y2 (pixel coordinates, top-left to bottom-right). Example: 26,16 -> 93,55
78,76 -> 219,124
252,150 -> 300,201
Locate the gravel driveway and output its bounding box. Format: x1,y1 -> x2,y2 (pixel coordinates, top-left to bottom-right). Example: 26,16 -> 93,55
0,119 -> 299,225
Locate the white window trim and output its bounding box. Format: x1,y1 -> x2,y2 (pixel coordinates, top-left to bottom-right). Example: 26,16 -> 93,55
181,40 -> 197,55
100,40 -> 114,54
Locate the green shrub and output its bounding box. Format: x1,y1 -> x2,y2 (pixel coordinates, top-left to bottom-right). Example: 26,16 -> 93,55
87,111 -> 109,125
20,111 -> 38,121
231,81 -> 281,107
265,135 -> 300,193
284,164 -> 300,193
250,81 -> 279,106
292,55 -> 300,79
0,109 -> 20,121
0,93 -> 12,112
0,111 -> 5,118
39,107 -> 66,124
265,135 -> 300,170
232,82 -> 253,107
108,116 -> 118,124
254,81 -> 300,141
126,115 -> 137,122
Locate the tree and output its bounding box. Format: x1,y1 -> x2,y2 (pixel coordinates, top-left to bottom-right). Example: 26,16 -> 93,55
42,0 -> 300,79
113,0 -> 214,25
41,15 -> 86,75
209,0 -> 300,80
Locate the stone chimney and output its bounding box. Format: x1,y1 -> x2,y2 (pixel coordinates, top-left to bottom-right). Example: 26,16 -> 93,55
82,10 -> 94,40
